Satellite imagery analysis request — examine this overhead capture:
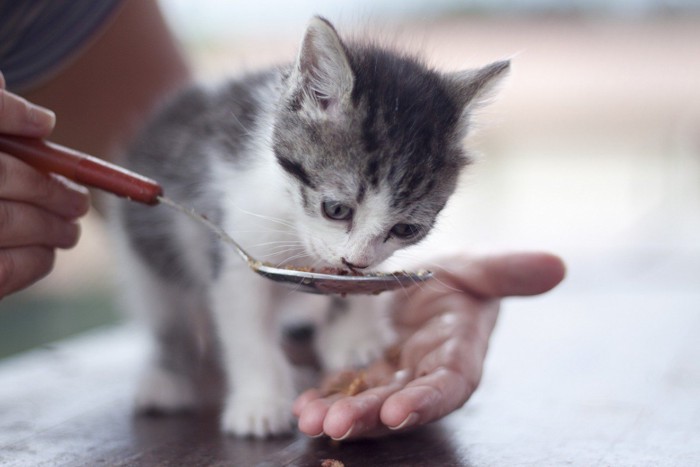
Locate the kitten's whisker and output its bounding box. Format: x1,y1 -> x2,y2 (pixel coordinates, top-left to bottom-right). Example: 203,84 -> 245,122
252,240 -> 305,249
388,269 -> 414,299
259,245 -> 306,254
253,238 -> 305,247
257,248 -> 304,260
217,192 -> 299,230
284,256 -> 323,296
228,231 -> 298,238
257,246 -> 307,261
277,251 -> 314,266
386,253 -> 462,295
227,110 -> 257,138
235,207 -> 297,229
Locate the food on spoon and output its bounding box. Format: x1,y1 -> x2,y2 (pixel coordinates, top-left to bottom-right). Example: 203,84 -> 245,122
256,261 -> 430,279
287,265 -> 363,276
383,344 -> 402,368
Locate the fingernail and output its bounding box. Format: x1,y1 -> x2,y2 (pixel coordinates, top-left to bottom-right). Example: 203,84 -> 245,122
27,102 -> 56,130
388,412 -> 419,431
56,221 -> 81,249
309,431 -> 325,439
330,423 -> 354,441
54,176 -> 91,218
71,195 -> 91,218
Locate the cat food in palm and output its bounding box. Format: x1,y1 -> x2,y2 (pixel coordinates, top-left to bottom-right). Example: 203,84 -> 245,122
321,370 -> 369,397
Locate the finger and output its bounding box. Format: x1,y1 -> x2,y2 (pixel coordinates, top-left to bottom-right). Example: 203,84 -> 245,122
297,393 -> 344,437
0,88 -> 55,137
293,388 -> 322,417
388,333 -> 487,430
0,154 -> 90,219
321,370 -> 411,440
0,71 -> 5,89
392,252 -> 546,328
0,246 -> 56,298
380,366 -> 475,430
444,252 -> 566,299
0,202 -> 82,249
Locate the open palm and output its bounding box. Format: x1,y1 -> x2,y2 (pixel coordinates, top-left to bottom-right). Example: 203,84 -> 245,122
293,252 -> 566,440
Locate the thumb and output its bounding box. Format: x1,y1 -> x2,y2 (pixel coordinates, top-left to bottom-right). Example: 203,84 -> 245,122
437,252 -> 566,299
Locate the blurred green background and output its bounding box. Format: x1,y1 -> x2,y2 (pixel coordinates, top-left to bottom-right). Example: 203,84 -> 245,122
0,292 -> 118,359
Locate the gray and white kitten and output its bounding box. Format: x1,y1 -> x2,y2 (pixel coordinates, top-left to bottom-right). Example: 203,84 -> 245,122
112,16 -> 508,437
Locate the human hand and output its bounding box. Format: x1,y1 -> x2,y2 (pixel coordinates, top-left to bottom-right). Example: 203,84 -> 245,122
293,252 -> 566,440
0,72 -> 90,298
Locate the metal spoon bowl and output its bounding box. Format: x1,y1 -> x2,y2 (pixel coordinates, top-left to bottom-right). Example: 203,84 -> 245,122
253,262 -> 432,295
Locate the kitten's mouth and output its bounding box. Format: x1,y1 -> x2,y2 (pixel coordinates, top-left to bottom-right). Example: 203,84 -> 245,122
305,257 -> 371,276
341,257 -> 370,274
304,244 -> 377,274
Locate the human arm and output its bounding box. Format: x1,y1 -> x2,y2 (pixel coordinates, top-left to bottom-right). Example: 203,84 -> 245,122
293,252 -> 566,440
20,0 -> 191,165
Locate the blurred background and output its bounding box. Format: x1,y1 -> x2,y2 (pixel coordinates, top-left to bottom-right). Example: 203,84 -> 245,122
1,0 -> 698,358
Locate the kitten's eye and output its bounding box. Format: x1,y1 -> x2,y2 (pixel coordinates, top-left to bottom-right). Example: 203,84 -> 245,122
390,223 -> 421,239
322,201 -> 353,221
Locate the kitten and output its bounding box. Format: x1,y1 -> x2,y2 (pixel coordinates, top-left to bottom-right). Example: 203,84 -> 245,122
112,16 -> 509,437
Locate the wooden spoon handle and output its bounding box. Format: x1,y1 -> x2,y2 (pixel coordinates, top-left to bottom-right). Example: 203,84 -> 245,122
0,134 -> 163,205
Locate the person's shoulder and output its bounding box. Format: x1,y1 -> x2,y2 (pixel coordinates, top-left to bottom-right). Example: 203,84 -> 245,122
0,1 -> 124,92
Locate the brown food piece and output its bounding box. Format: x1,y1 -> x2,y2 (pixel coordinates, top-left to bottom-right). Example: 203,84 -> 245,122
317,267 -> 363,276
321,459 -> 345,467
280,264 -> 361,276
383,344 -> 402,368
261,260 -> 428,280
321,370 -> 369,397
345,372 -> 368,396
275,262 -> 428,280
320,347 -> 404,397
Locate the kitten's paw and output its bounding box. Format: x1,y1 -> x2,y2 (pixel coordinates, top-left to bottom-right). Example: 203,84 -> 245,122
135,366 -> 197,414
221,392 -> 294,438
319,332 -> 387,370
316,317 -> 392,371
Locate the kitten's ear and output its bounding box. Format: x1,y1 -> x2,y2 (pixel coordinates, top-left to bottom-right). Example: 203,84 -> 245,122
446,59 -> 511,115
289,16 -> 354,112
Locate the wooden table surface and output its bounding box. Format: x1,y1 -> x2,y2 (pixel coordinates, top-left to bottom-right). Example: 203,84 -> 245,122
1,253 -> 699,466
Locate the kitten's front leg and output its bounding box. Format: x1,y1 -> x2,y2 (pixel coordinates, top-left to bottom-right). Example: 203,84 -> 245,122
316,295 -> 397,371
209,267 -> 295,438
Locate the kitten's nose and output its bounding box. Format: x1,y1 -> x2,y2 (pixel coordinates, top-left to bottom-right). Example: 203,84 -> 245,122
341,257 -> 369,270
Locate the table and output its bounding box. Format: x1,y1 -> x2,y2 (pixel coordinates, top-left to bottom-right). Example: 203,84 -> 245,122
1,255 -> 699,466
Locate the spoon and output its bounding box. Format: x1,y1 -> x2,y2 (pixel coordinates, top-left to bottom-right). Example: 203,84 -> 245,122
0,134 -> 432,295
